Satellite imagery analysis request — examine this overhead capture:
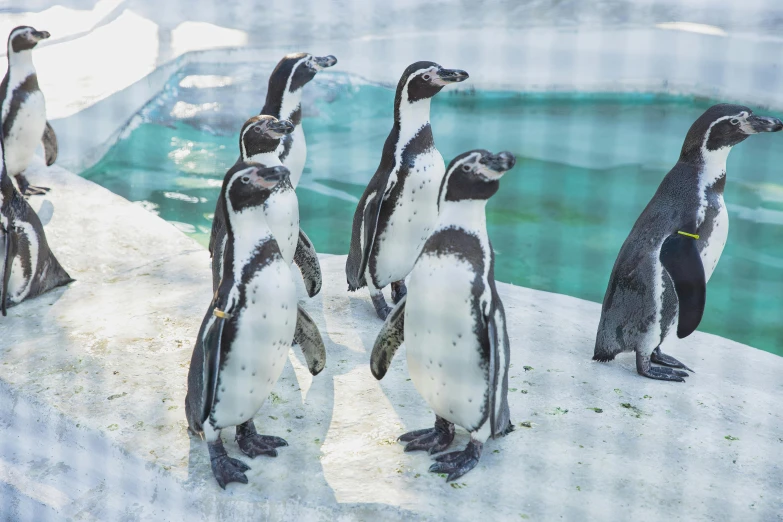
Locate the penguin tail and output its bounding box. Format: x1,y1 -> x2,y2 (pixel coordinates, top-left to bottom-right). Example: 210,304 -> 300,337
346,277 -> 366,293
592,338 -> 620,362
592,317 -> 627,362
496,419 -> 514,438
51,266 -> 74,290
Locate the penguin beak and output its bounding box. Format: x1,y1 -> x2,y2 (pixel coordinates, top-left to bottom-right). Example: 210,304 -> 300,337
31,30 -> 50,42
479,151 -> 516,179
312,55 -> 337,70
433,68 -> 469,85
257,166 -> 290,188
744,115 -> 783,134
266,119 -> 295,137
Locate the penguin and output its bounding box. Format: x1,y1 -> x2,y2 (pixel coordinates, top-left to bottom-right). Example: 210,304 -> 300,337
593,104 -> 783,381
345,61 -> 469,319
0,129 -> 72,315
1,26 -> 57,196
259,52 -> 337,189
210,115 -> 322,297
371,150 -> 516,481
185,161 -> 327,489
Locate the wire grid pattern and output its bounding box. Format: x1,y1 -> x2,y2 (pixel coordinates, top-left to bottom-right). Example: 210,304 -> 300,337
1,0 -> 782,520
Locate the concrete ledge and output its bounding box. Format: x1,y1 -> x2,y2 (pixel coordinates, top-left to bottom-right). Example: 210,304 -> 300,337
0,162 -> 780,520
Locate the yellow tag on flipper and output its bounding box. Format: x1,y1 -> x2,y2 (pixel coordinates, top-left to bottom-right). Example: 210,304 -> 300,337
677,231 -> 699,240
213,309 -> 232,319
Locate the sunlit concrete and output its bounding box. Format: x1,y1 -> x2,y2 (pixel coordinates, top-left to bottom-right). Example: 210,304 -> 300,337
0,160 -> 781,521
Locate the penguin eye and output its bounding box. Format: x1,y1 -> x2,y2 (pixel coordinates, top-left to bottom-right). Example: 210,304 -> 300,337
730,118 -> 740,125
422,74 -> 431,81
241,176 -> 251,184
462,164 -> 472,172
253,126 -> 262,133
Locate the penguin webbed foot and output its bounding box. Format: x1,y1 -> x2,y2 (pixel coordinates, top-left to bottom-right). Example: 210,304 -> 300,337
636,351 -> 689,382
428,439 -> 483,482
235,419 -> 288,458
650,347 -> 694,372
207,439 -> 250,489
24,185 -> 50,196
371,293 -> 392,320
399,416 -> 455,454
15,174 -> 49,197
391,280 -> 407,305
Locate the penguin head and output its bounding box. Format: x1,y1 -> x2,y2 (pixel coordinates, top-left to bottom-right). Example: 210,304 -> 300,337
396,62 -> 469,106
7,26 -> 50,53
680,104 -> 783,162
239,115 -> 294,158
269,52 -> 338,95
438,150 -> 516,205
224,162 -> 290,214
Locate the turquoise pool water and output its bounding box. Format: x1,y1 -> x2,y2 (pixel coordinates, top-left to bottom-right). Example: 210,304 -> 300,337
82,63 -> 783,356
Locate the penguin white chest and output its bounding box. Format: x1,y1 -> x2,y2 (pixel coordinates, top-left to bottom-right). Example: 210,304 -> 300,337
373,149 -> 444,286
4,90 -> 46,176
210,260 -> 297,429
281,126 -> 306,189
405,253 -> 488,432
700,197 -> 728,282
264,188 -> 299,266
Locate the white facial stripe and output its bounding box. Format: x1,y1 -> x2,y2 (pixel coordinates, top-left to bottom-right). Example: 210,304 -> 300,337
8,28 -> 35,54
703,114 -> 741,150
239,125 -> 252,159
9,28 -> 33,40
240,121 -> 267,158
278,57 -> 310,122
450,152 -> 482,174
287,56 -> 311,91
401,67 -> 439,104
224,170 -> 248,215
438,153 -> 480,205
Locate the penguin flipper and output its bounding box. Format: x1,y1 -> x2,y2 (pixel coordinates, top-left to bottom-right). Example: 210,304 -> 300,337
486,291 -> 512,438
1,223 -> 18,317
347,190 -> 384,290
659,234 -> 706,339
208,197 -> 226,258
293,228 -> 322,298
370,294 -> 406,380
200,303 -> 231,425
42,121 -> 58,166
293,304 -> 327,376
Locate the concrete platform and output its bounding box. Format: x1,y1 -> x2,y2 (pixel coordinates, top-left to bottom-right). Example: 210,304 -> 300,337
0,161 -> 780,521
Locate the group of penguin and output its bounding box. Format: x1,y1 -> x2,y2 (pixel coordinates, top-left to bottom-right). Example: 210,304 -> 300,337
2,24 -> 782,490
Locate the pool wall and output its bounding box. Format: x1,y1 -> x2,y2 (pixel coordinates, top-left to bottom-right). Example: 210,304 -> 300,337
26,13 -> 783,173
